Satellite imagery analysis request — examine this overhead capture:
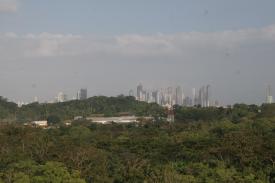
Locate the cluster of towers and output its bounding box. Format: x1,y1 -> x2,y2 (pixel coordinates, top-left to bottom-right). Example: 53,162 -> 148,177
56,88 -> 87,103
133,83 -> 215,107
18,88 -> 88,106
193,85 -> 211,107
135,84 -> 185,106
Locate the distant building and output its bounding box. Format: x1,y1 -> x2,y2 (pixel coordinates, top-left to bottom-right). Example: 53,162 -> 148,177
183,96 -> 193,107
267,96 -> 273,104
137,83 -> 143,101
77,88 -> 87,100
17,101 -> 25,107
31,120 -> 48,127
214,100 -> 220,107
152,90 -> 159,104
57,92 -> 67,103
133,84 -> 213,108
175,86 -> 183,105
34,96 -> 39,103
87,116 -> 138,124
129,89 -> 134,97
192,88 -> 196,106
196,85 -> 211,107
206,85 -> 211,107
74,116 -> 84,120
164,104 -> 174,123
266,85 -> 273,104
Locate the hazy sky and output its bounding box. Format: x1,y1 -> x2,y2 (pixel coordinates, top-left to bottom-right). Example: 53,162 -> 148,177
1,0 -> 275,105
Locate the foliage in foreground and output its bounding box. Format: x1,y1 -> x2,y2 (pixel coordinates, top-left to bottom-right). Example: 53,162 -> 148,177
1,96 -> 275,182
0,117 -> 275,182
0,161 -> 85,183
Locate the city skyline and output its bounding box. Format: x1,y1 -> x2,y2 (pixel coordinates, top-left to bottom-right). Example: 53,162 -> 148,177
134,83 -> 217,107
1,1 -> 275,105
6,82 -> 275,105
16,88 -> 88,106
10,84 -> 274,107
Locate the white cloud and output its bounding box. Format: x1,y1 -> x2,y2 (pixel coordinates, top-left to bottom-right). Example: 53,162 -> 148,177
113,25 -> 275,58
0,0 -> 17,13
22,33 -> 82,57
0,24 -> 275,59
4,32 -> 17,38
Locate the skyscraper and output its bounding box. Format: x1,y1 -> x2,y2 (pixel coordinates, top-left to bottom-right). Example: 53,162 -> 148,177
77,89 -> 87,100
266,85 -> 273,104
196,85 -> 211,107
34,96 -> 39,103
152,90 -> 160,104
206,85 -> 211,107
198,86 -> 205,107
175,86 -> 183,105
137,83 -> 143,101
183,96 -> 192,107
167,87 -> 173,105
57,92 -> 67,103
192,88 -> 196,106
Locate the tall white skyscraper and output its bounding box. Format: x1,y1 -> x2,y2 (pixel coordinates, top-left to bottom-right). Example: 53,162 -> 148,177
136,83 -> 143,101
206,85 -> 211,107
266,85 -> 273,104
57,92 -> 67,103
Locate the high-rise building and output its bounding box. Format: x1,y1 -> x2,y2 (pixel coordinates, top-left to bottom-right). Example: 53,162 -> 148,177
57,92 -> 67,103
77,88 -> 87,100
198,86 -> 204,107
175,86 -> 183,105
266,85 -> 273,104
34,96 -> 39,103
137,83 -> 143,101
152,90 -> 160,104
167,87 -> 173,105
142,91 -> 147,102
129,89 -> 134,97
192,88 -> 196,106
196,85 -> 211,107
183,96 -> 192,107
206,85 -> 211,107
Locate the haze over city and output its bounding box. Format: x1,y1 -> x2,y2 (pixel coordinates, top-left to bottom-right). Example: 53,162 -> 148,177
1,0 -> 275,105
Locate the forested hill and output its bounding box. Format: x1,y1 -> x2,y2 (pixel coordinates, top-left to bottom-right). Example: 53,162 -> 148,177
0,96 -> 165,122
2,95 -> 275,124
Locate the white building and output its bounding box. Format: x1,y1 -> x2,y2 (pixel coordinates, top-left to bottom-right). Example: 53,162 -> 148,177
267,96 -> 273,104
87,116 -> 138,124
266,85 -> 273,104
77,89 -> 87,100
31,120 -> 48,127
57,92 -> 67,103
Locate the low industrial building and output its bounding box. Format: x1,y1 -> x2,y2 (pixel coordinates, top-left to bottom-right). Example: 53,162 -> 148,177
87,116 -> 139,124
30,120 -> 48,127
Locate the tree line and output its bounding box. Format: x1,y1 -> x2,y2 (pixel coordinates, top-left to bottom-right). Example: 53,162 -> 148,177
0,96 -> 166,123
0,96 -> 275,182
